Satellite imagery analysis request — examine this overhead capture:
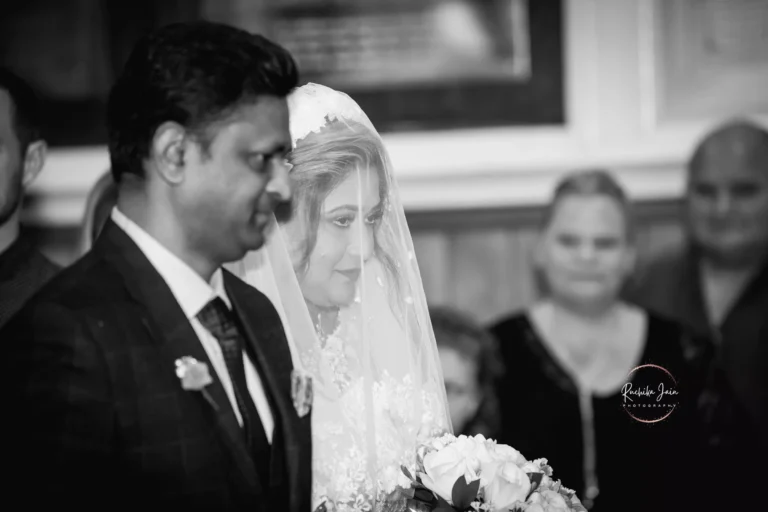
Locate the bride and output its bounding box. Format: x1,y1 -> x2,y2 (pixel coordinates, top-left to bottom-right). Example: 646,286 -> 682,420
229,83 -> 452,511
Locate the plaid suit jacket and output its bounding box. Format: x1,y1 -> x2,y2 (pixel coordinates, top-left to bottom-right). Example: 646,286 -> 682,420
0,221 -> 312,511
0,231 -> 60,329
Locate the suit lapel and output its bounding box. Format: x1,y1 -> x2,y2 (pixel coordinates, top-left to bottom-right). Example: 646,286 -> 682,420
224,270 -> 312,512
95,221 -> 262,493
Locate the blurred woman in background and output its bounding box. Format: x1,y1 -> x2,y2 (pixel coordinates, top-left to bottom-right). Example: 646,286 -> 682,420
490,170 -> 701,512
431,306 -> 504,438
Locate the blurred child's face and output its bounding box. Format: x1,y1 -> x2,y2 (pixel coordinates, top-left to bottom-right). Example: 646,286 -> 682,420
439,347 -> 481,434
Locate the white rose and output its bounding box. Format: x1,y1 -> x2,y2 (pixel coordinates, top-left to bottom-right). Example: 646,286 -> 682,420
451,436 -> 482,459
524,492 -> 545,512
465,436 -> 494,464
463,438 -> 497,489
454,435 -> 494,477
431,433 -> 457,451
521,461 -> 542,474
490,442 -> 528,466
483,462 -> 531,512
532,458 -> 553,477
479,441 -> 528,490
526,489 -> 570,512
420,437 -> 482,503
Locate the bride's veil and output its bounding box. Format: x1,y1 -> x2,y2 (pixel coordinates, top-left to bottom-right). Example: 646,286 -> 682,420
227,83 -> 452,510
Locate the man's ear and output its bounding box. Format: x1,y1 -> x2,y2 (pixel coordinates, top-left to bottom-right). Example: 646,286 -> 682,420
21,140 -> 47,189
150,122 -> 188,184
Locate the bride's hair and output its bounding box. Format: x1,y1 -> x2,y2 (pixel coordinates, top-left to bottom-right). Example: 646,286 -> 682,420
285,118 -> 400,292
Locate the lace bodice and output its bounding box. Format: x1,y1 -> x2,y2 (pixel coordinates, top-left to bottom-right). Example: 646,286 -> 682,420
312,370 -> 446,511
310,299 -> 448,511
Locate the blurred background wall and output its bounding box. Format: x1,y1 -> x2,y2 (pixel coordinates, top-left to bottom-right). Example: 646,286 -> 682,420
5,0 -> 768,323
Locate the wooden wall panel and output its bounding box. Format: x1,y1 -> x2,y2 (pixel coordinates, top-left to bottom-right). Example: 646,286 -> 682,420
411,231 -> 451,306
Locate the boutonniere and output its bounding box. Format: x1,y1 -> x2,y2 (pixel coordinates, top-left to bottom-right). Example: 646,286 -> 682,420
175,356 -> 217,410
291,369 -> 313,418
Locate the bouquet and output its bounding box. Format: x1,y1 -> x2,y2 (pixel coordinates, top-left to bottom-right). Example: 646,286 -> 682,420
399,434 -> 587,512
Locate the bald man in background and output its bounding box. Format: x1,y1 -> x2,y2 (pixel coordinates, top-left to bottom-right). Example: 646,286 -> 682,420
626,119 -> 768,510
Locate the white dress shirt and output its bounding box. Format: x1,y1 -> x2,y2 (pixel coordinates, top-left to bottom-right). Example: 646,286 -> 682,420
111,207 -> 274,442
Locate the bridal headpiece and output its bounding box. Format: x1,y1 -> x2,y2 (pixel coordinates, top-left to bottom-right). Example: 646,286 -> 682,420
287,82 -> 377,146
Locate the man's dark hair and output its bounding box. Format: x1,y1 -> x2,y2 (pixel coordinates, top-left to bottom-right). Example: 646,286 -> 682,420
106,21 -> 299,182
0,66 -> 43,154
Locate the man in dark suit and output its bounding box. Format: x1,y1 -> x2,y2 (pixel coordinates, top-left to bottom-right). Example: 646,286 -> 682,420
0,67 -> 60,328
625,119 -> 768,511
0,22 -> 311,511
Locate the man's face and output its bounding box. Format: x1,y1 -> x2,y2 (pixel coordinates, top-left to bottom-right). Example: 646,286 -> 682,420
0,89 -> 23,225
687,152 -> 768,265
176,95 -> 292,264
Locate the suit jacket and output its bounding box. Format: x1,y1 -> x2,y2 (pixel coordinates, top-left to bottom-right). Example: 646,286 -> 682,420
0,230 -> 60,328
624,243 -> 768,510
624,243 -> 768,446
0,221 -> 312,511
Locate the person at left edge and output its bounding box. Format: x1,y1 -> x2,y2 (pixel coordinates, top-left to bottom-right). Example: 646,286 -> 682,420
0,66 -> 60,329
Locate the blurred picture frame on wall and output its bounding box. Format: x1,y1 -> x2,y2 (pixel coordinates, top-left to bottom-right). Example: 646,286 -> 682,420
656,0 -> 768,122
230,0 -> 565,132
0,0 -> 201,147
0,0 -> 564,147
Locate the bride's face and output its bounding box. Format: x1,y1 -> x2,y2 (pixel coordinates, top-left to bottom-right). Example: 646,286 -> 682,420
300,166 -> 383,308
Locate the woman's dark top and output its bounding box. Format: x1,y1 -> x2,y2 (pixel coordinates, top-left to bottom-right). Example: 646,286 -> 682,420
490,310 -> 701,512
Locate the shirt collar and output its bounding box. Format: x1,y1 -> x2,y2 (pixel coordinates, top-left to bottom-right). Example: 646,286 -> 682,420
110,207 -> 230,318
